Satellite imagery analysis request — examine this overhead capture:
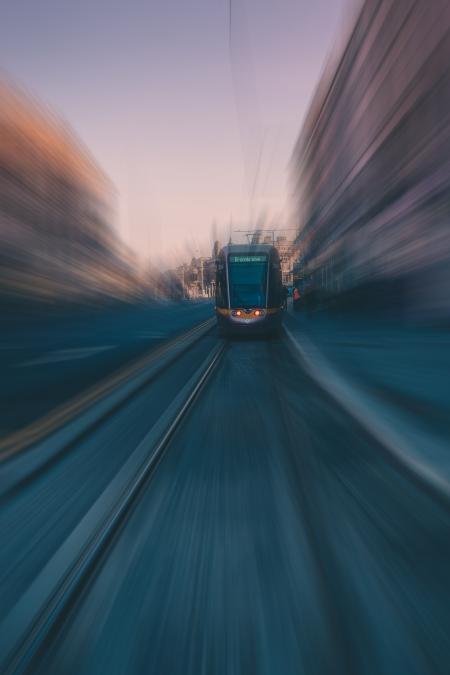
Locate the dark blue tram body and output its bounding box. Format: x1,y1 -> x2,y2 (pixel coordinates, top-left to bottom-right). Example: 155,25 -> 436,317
215,244 -> 284,335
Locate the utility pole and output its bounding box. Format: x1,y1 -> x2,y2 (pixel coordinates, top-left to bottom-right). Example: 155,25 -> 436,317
200,258 -> 204,297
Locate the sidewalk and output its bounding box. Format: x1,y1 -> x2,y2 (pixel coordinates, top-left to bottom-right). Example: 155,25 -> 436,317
285,309 -> 450,495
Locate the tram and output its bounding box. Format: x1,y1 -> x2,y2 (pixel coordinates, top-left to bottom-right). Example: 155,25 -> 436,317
215,244 -> 284,335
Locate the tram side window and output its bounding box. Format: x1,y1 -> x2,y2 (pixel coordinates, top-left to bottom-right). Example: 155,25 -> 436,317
216,260 -> 228,308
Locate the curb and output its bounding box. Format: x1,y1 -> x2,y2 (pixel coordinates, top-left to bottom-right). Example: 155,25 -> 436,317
283,324 -> 450,509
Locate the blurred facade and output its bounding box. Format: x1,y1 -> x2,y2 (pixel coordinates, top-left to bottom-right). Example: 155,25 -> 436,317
173,256 -> 216,299
261,234 -> 297,286
0,82 -> 140,305
292,0 -> 450,318
276,236 -> 295,287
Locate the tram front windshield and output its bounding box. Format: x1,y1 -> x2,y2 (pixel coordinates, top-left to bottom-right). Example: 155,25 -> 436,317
228,255 -> 268,308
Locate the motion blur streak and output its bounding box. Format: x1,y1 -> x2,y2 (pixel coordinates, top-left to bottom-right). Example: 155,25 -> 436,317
0,80 -> 184,307
292,0 -> 450,320
1,0 -> 450,673
10,338 -> 450,675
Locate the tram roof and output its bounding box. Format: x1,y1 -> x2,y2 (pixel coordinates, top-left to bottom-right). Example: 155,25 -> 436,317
220,243 -> 275,256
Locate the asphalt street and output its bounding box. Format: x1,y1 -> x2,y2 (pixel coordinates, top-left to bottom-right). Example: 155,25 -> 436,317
2,327 -> 448,674
1,301 -> 212,437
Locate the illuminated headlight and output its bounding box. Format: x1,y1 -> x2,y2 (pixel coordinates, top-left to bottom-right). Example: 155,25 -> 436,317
254,309 -> 265,317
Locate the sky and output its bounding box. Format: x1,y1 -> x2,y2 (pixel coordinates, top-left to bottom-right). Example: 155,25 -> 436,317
1,0 -> 348,265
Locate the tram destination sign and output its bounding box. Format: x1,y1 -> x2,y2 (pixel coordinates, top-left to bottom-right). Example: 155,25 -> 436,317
229,255 -> 267,263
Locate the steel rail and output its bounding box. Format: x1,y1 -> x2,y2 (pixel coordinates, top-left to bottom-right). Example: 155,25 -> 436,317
1,341 -> 226,675
0,319 -> 216,501
0,318 -> 215,462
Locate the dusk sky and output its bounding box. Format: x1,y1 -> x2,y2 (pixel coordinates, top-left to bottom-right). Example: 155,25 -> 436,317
2,0 -> 348,264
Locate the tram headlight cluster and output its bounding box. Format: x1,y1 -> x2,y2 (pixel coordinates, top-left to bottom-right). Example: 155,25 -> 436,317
231,309 -> 265,317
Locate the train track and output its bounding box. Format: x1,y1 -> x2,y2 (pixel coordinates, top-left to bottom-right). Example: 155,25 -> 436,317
2,331 -> 449,674
0,319 -> 218,501
0,335 -> 226,675
0,318 -> 216,462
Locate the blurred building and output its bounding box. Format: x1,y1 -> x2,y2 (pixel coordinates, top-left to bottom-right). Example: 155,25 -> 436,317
170,253 -> 216,300
262,233 -> 297,286
275,236 -> 295,287
0,81 -> 139,304
174,264 -> 188,298
186,256 -> 215,298
292,0 -> 450,317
